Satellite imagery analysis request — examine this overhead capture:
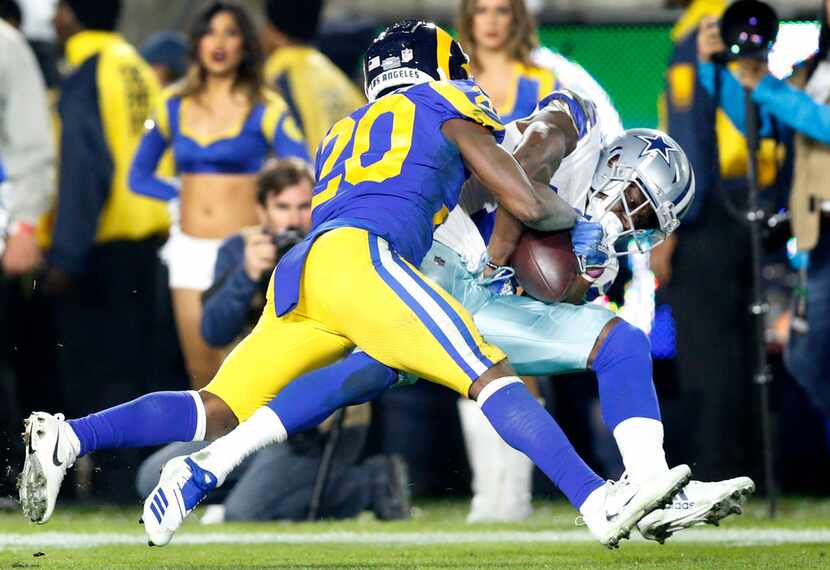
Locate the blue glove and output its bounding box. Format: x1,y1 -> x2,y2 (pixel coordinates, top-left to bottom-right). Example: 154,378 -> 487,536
570,217 -> 608,268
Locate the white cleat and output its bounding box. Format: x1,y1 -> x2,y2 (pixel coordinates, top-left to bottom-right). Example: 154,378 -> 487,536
637,476 -> 756,543
581,464 -> 692,549
142,455 -> 217,547
18,412 -> 78,524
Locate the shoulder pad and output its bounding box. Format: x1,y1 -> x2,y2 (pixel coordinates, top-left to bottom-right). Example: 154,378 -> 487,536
426,79 -> 504,135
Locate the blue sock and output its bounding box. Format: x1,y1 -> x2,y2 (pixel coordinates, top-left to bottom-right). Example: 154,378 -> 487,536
268,351 -> 397,435
479,379 -> 604,509
68,391 -> 201,457
592,320 -> 661,431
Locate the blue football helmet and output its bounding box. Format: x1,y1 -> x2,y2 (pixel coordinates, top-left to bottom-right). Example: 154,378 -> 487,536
363,20 -> 471,101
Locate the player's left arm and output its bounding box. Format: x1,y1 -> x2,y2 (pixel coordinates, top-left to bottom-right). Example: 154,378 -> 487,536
446,119 -> 578,232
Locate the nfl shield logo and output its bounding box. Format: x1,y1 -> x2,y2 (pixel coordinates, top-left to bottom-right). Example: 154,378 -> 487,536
401,48 -> 414,63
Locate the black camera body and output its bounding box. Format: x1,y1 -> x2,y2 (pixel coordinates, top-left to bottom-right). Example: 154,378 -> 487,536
272,228 -> 305,255
255,228 -> 306,294
717,0 -> 779,62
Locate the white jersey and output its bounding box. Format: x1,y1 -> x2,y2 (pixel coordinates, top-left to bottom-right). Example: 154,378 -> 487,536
434,99 -> 604,265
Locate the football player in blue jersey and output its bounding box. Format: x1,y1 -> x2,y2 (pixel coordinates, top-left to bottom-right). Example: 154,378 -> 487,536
21,21 -> 691,549
140,95 -> 753,544
133,22 -> 694,547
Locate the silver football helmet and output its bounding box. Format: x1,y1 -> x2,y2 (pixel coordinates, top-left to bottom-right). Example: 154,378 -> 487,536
587,128 -> 695,255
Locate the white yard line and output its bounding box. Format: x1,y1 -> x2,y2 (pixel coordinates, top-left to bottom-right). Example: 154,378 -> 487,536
1,529 -> 829,550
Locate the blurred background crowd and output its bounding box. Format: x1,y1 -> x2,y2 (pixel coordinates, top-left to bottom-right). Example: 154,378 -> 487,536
0,0 -> 828,523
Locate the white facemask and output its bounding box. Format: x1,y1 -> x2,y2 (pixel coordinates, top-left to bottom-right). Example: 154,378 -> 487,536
587,189 -> 625,247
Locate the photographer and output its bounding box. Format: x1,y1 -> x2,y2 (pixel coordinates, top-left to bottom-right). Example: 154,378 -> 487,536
697,2 -> 830,422
201,158 -> 311,347
657,0 -> 784,480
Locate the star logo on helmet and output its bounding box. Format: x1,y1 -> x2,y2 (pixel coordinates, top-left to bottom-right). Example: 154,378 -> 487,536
636,134 -> 677,165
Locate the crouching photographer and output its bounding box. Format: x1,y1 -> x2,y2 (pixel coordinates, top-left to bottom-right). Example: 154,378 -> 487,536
137,158 -> 410,523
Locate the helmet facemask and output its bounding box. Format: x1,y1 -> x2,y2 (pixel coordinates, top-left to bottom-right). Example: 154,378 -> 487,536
587,156 -> 677,256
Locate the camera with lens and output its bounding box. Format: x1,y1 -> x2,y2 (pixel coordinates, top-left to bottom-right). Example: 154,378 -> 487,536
255,228 -> 305,293
715,0 -> 779,62
272,228 -> 304,256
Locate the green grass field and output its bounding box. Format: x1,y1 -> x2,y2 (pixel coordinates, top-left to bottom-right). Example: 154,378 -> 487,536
1,498 -> 828,568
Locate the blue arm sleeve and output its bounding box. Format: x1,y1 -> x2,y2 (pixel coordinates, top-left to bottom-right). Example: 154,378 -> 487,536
128,123 -> 178,201
48,107 -> 112,274
697,61 -> 778,138
200,236 -> 259,347
753,74 -> 830,144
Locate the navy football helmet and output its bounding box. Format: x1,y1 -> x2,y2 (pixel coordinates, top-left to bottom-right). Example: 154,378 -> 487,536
363,20 -> 471,101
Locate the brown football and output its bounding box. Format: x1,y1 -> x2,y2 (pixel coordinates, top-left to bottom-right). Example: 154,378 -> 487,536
511,230 -> 580,304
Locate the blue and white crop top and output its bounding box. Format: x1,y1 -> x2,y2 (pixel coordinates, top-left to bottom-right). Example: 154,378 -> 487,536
129,89 -> 310,200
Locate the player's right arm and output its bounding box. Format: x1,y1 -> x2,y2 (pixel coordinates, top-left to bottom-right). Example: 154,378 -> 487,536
443,118 -> 578,233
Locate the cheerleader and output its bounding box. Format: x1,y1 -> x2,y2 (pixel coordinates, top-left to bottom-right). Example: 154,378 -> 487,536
130,1 -> 308,388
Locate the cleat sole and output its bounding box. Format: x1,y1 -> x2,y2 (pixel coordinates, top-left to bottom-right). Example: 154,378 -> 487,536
20,455 -> 48,523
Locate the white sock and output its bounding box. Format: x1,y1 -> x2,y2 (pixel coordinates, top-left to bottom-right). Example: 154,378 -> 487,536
62,422 -> 82,461
458,398 -> 502,522
191,407 -> 287,485
189,391 -> 207,442
613,417 -> 670,485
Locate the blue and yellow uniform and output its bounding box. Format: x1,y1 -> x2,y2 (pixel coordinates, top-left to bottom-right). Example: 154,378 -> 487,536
48,31 -> 169,274
497,64 -> 558,124
205,79 -> 507,421
264,45 -> 365,156
129,90 -> 309,200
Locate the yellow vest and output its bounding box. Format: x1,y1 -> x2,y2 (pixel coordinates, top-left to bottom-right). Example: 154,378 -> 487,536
59,32 -> 170,245
264,46 -> 365,156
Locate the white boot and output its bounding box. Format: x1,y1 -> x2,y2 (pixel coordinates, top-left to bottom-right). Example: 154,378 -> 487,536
458,398 -> 502,522
143,455 -> 218,546
19,412 -> 79,523
580,465 -> 691,549
637,477 -> 755,543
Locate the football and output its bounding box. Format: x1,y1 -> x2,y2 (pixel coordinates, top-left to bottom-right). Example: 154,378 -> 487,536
511,229 -> 581,304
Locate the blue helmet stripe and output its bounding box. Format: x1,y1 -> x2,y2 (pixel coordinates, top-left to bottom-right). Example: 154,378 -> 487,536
672,169 -> 693,207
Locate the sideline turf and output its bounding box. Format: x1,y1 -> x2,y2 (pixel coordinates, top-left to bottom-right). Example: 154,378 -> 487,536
0,499 -> 828,568
1,542 -> 829,569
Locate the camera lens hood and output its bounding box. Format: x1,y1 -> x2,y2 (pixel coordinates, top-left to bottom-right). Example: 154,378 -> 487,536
720,0 -> 779,59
